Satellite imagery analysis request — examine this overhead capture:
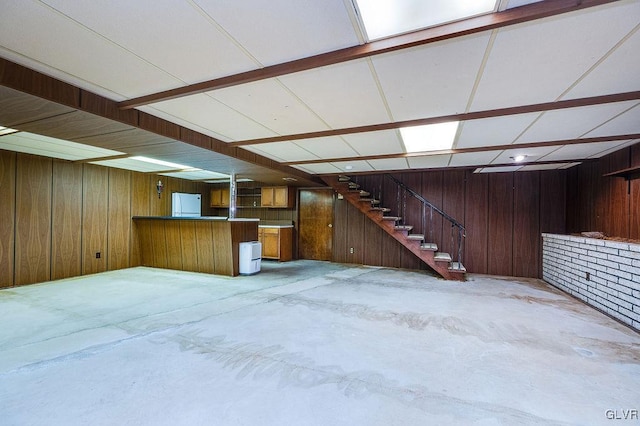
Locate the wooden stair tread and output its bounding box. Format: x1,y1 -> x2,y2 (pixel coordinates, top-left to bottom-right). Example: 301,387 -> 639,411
434,252 -> 452,262
382,216 -> 401,221
449,262 -> 466,272
395,225 -> 413,231
406,234 -> 424,241
420,243 -> 438,251
359,198 -> 380,204
370,207 -> 391,212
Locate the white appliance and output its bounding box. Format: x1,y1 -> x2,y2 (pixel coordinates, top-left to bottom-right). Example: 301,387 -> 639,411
239,241 -> 261,275
171,193 -> 201,217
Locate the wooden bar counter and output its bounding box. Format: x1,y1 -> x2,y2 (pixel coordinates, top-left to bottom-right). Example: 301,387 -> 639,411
132,217 -> 259,277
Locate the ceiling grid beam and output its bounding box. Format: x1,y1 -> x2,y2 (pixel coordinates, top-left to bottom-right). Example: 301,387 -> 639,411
117,0 -> 622,110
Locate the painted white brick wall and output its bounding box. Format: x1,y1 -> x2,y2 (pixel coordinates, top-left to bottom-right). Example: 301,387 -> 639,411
542,233 -> 640,331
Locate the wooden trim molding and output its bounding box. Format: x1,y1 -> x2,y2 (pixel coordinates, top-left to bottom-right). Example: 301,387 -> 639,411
117,0 -> 621,109
231,91 -> 640,147
282,134 -> 640,166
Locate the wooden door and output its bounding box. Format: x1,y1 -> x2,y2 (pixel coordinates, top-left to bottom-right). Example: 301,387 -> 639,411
298,189 -> 333,260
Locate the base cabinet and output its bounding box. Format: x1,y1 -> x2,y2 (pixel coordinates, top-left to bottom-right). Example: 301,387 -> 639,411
258,227 -> 293,261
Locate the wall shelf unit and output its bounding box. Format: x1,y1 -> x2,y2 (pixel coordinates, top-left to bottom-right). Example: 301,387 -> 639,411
603,166 -> 640,181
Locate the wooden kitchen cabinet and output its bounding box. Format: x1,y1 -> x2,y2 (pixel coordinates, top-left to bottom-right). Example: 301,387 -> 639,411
210,187 -> 230,207
260,186 -> 294,208
258,227 -> 293,261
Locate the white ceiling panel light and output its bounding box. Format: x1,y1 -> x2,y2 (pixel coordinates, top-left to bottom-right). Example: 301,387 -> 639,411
0,126 -> 19,136
354,0 -> 498,41
400,121 -> 459,153
90,156 -> 192,173
160,170 -> 230,181
0,131 -> 123,161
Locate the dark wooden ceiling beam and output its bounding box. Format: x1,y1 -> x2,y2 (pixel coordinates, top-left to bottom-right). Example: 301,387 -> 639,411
281,134 -> 640,166
230,91 -> 640,147
117,0 -> 621,110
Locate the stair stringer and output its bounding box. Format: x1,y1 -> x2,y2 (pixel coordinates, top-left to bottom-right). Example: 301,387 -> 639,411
322,176 -> 465,281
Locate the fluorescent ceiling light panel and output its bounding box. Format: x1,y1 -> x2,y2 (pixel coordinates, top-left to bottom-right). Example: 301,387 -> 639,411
0,131 -> 123,161
355,0 -> 497,40
400,122 -> 459,153
90,157 -> 181,173
0,126 -> 19,136
160,170 -> 230,180
129,156 -> 191,170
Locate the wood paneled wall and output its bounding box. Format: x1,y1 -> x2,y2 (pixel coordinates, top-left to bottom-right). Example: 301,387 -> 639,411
567,143 -> 640,240
333,169 -> 567,279
0,149 -> 208,288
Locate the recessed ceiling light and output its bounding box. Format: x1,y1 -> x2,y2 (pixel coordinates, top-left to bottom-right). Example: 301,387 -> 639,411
345,165 -> 353,170
510,155 -> 527,162
400,122 -> 459,153
282,177 -> 298,182
354,0 -> 498,40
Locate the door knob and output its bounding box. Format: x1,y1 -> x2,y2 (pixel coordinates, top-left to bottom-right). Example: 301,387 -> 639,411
328,224 -> 333,228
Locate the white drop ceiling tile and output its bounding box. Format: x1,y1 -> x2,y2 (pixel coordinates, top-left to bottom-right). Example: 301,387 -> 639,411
583,104 -> 640,138
407,154 -> 452,169
471,1 -> 640,111
491,146 -> 559,164
449,150 -> 503,167
39,0 -> 259,84
239,145 -> 286,162
141,94 -> 277,141
506,0 -> 543,8
367,158 -> 410,171
331,160 -> 374,173
0,132 -> 123,161
292,163 -> 342,174
279,59 -> 390,128
538,141 -> 630,162
294,137 -> 359,159
341,130 -> 404,156
193,0 -> 359,66
588,139 -> 639,158
564,9 -> 640,99
210,79 -> 329,135
243,142 -> 319,162
372,32 -> 492,121
0,1 -> 181,100
456,112 -> 540,148
516,101 -> 638,143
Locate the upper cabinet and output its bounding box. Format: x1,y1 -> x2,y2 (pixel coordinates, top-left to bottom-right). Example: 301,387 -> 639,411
210,187 -> 230,207
261,186 -> 294,208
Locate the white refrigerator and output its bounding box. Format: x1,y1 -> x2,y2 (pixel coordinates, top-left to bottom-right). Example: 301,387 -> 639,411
171,193 -> 202,217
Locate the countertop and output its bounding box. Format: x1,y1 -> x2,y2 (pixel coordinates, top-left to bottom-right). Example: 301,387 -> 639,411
132,216 -> 259,221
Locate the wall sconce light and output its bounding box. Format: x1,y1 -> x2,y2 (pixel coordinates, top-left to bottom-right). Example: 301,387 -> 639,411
156,180 -> 164,199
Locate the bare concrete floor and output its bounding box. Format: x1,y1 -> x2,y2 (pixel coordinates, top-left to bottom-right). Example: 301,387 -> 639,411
1,261 -> 638,425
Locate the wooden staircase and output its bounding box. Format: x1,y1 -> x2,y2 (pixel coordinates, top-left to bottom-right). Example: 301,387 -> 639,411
323,175 -> 466,281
